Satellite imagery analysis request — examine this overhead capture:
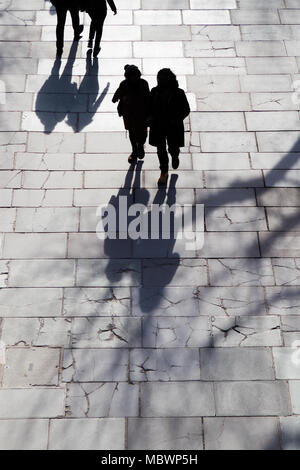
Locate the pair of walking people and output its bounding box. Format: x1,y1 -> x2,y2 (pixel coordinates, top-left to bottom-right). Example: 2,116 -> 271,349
50,0 -> 117,57
113,66 -> 190,185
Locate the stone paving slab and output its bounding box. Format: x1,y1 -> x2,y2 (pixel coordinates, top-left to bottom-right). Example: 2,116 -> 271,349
200,348 -> 274,380
204,417 -> 281,450
0,388 -> 65,418
48,418 -> 125,450
3,347 -> 61,387
0,419 -> 49,450
280,417 -> 300,450
215,381 -> 290,416
141,382 -> 215,417
1,0 -> 300,451
127,417 -> 203,450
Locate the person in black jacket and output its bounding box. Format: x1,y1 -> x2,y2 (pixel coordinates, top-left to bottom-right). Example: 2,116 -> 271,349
112,65 -> 150,163
149,68 -> 190,186
82,0 -> 117,57
50,0 -> 84,57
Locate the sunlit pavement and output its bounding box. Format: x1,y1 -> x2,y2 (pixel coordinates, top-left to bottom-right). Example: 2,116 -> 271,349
0,0 -> 300,450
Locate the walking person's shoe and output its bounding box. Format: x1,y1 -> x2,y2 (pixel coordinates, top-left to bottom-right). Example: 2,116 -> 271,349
158,172 -> 169,185
171,155 -> 179,170
170,148 -> 180,169
74,24 -> 84,40
128,153 -> 137,164
93,46 -> 101,57
137,144 -> 145,160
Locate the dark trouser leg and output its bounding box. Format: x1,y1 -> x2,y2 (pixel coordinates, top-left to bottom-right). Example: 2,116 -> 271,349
89,19 -> 96,41
167,130 -> 180,158
138,128 -> 147,159
168,146 -> 180,158
69,7 -> 80,35
56,7 -> 67,51
167,130 -> 180,169
157,139 -> 169,173
94,13 -> 106,49
137,127 -> 147,146
129,129 -> 138,157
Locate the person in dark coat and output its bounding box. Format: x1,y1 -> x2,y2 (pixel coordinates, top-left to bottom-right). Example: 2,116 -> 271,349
50,0 -> 84,57
149,68 -> 190,186
81,0 -> 117,57
112,65 -> 150,163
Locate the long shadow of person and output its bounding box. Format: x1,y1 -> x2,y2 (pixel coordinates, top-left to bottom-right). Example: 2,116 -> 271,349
102,162 -> 145,277
102,166 -> 180,313
76,49 -> 110,133
135,174 -> 181,314
36,43 -> 110,133
35,40 -> 79,134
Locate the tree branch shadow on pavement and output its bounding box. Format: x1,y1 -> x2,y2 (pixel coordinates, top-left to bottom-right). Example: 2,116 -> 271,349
10,132 -> 300,449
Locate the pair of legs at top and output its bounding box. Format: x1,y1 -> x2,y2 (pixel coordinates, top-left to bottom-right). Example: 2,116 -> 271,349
87,10 -> 107,58
55,6 -> 83,57
86,2 -> 117,58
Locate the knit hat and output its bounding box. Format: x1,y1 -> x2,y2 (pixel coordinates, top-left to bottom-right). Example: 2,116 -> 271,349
124,64 -> 141,79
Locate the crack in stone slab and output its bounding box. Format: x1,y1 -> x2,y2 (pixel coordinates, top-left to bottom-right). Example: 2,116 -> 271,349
97,322 -> 128,344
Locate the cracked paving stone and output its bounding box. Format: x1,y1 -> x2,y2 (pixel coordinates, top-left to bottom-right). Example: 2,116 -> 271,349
142,317 -> 212,348
211,316 -> 282,347
266,287 -> 300,315
205,207 -> 267,231
70,317 -> 141,348
0,260 -> 9,287
132,287 -> 200,316
63,287 -> 131,317
76,259 -> 141,287
62,349 -> 129,382
281,315 -> 300,332
272,258 -> 300,286
208,258 -> 275,286
0,317 -> 71,347
194,286 -> 267,316
142,259 -> 208,287
130,348 -> 200,382
66,382 -> 139,418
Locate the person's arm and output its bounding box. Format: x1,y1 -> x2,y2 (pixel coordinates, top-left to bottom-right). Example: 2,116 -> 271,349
179,90 -> 190,120
112,87 -> 120,103
107,0 -> 117,14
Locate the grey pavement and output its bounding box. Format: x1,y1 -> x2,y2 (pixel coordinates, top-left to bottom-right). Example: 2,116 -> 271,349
0,0 -> 300,450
